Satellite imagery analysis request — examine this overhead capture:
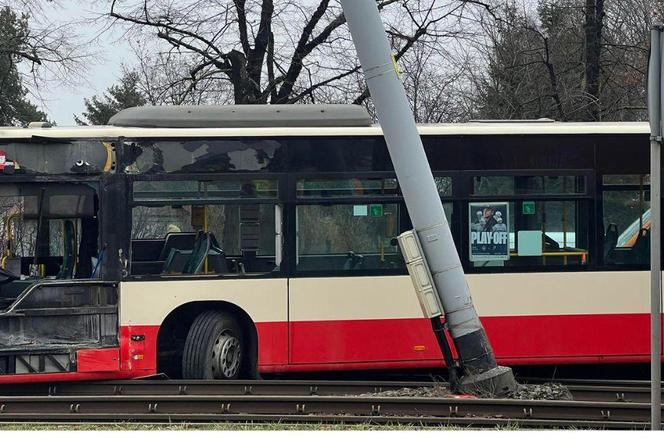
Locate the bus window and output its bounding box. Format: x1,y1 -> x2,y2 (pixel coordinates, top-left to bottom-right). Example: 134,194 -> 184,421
295,176 -> 452,198
296,203 -> 403,273
133,179 -> 278,201
473,175 -> 586,196
469,173 -> 590,269
130,203 -> 278,276
602,174 -> 650,266
0,183 -> 99,280
123,139 -> 286,174
469,200 -> 589,269
296,177 -> 399,198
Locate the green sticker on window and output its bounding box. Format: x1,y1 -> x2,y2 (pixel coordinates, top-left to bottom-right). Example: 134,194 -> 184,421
522,201 -> 536,215
370,204 -> 383,217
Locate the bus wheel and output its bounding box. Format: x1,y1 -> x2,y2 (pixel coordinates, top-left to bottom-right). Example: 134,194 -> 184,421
182,310 -> 243,379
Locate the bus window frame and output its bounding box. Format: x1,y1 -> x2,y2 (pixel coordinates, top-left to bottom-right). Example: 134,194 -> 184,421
458,168 -> 596,274
0,175 -> 105,281
126,172 -> 288,280
598,173 -> 658,270
286,171 -> 458,278
128,172 -> 284,205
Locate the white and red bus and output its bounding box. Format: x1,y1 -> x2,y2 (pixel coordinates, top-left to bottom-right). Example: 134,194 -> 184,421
0,105 -> 661,384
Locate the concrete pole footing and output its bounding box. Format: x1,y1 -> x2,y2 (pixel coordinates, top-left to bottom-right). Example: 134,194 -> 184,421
459,366 -> 518,397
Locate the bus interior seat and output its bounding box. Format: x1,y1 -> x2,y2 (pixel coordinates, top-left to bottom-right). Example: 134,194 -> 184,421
543,233 -> 560,251
343,252 -> 364,271
131,239 -> 164,262
161,249 -> 192,274
158,232 -> 197,261
160,233 -> 229,275
603,223 -> 618,260
132,233 -> 198,275
207,245 -> 228,273
184,232 -> 211,274
204,234 -> 228,272
56,220 -> 75,279
630,228 -> 650,264
76,217 -> 98,279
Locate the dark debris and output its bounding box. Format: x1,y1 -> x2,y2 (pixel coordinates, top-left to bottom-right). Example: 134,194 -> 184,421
507,383 -> 574,401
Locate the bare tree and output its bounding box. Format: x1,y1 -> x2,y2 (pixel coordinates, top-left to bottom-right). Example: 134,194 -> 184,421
471,0 -> 654,122
583,0 -> 604,120
128,41 -> 235,105
0,1 -> 89,89
105,0 -> 489,112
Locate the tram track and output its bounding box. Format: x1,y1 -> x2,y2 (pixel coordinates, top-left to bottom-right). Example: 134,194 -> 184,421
0,379 -> 660,429
0,393 -> 660,429
0,379 -> 659,404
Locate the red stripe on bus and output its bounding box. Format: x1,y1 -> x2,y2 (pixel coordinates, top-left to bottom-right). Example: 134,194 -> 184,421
256,321 -> 289,366
1,313 -> 661,383
77,348 -> 120,372
289,317 -> 442,364
483,313 -> 655,359
287,313 -> 662,368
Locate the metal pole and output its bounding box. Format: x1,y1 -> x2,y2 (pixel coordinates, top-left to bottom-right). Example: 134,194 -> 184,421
648,23 -> 663,431
339,0 -> 516,395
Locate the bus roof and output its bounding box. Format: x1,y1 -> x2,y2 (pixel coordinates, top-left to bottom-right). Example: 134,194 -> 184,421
109,104 -> 373,128
0,121 -> 650,140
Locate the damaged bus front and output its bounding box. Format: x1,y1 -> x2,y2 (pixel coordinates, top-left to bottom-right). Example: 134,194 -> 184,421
0,135 -> 133,382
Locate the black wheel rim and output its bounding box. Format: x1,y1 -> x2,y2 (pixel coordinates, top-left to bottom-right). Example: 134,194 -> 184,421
211,333 -> 241,379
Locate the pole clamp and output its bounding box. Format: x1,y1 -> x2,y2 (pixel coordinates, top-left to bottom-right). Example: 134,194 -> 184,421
363,62 -> 397,81
650,135 -> 663,142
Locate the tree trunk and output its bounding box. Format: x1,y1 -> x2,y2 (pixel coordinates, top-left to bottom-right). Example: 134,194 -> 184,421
228,50 -> 264,104
584,0 -> 604,121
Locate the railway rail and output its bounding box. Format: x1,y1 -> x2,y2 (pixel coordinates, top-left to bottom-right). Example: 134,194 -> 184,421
0,379 -> 661,429
0,379 -> 659,404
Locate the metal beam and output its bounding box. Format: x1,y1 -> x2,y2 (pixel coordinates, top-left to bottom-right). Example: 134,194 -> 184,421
648,22 -> 663,432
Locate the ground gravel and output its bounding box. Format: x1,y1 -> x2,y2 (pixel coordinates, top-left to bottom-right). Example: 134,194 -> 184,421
357,382 -> 573,401
507,383 -> 573,400
356,384 -> 454,398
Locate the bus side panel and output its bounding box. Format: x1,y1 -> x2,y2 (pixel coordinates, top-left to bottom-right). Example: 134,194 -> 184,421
77,348 -> 120,372
119,324 -> 160,372
481,313 -> 652,360
288,272 -> 654,369
289,276 -> 441,364
469,271 -> 652,361
119,279 -> 289,371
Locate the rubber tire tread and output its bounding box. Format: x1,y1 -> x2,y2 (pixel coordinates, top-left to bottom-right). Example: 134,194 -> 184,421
185,310 -> 223,378
182,311 -> 217,378
182,310 -> 242,379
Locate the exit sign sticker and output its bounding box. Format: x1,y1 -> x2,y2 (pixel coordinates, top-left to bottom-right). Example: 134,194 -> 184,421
370,204 -> 383,217
522,201 -> 536,215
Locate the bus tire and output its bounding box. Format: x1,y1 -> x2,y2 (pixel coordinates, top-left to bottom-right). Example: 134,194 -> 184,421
182,310 -> 244,380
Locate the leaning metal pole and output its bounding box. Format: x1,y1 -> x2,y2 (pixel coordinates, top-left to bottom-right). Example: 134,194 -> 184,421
339,0 -> 516,395
648,23 -> 663,432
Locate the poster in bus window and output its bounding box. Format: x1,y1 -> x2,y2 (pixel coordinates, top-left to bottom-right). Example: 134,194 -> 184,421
469,202 -> 509,262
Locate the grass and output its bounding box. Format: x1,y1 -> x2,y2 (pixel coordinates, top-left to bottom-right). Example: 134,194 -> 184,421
0,422 -> 459,431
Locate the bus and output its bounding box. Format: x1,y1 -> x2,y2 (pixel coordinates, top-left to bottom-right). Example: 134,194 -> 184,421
0,104 -> 660,383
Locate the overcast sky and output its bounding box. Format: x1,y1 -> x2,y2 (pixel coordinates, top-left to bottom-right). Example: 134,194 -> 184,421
37,2 -> 133,126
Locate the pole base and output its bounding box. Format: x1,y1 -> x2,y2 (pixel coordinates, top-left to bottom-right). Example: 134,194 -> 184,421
459,365 -> 517,397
